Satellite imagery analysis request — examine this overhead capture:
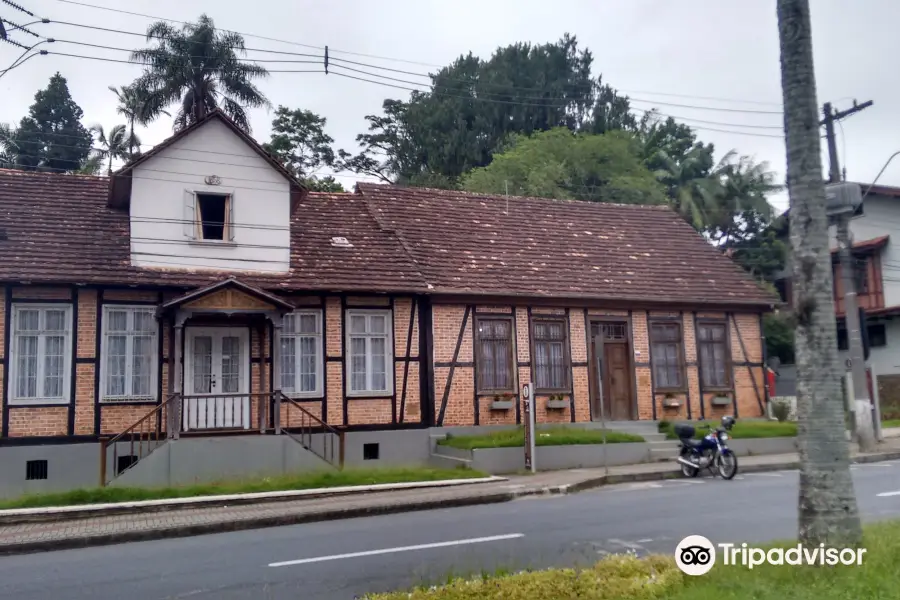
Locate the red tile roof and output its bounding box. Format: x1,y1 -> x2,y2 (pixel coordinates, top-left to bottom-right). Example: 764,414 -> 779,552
356,183 -> 776,307
0,169 -> 427,293
0,169 -> 776,307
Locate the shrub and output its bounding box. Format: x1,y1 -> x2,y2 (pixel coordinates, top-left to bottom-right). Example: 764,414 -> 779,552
771,399 -> 791,422
657,419 -> 671,433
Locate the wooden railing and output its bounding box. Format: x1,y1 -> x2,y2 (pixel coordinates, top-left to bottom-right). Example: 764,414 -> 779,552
275,391 -> 345,469
99,393 -> 180,487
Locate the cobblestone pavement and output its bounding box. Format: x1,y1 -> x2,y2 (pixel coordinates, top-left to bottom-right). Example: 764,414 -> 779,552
1,439 -> 899,554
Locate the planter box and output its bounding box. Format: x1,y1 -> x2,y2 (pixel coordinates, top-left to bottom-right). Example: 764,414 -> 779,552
711,396 -> 732,406
468,442 -> 652,474
490,400 -> 514,410
546,400 -> 569,409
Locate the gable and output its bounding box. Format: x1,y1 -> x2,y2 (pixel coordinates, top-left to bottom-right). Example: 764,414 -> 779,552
182,288 -> 278,311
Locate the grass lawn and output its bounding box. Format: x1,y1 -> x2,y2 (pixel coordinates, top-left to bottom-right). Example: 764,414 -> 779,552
366,520 -> 900,599
882,419 -> 900,429
0,466 -> 486,510
437,426 -> 644,450
659,419 -> 797,440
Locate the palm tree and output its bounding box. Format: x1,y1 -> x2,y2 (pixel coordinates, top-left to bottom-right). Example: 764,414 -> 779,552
706,151 -> 781,244
129,15 -> 270,133
76,154 -> 104,175
108,84 -> 162,160
90,124 -> 137,174
651,145 -> 721,229
777,0 -> 862,546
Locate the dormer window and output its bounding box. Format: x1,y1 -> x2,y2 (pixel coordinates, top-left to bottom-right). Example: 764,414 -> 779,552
184,190 -> 235,242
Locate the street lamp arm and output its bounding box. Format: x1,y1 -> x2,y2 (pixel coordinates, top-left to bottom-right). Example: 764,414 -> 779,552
861,151 -> 900,201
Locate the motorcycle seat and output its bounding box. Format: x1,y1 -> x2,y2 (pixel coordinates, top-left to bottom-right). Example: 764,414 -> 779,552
681,438 -> 703,448
673,423 -> 696,439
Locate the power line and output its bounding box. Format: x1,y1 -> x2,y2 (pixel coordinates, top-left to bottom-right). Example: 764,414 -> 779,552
1,0 -> 34,17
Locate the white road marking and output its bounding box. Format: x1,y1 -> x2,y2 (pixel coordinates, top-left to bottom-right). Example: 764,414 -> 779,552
749,473 -> 784,478
876,490 -> 900,498
267,533 -> 525,568
855,463 -> 893,467
636,538 -> 654,543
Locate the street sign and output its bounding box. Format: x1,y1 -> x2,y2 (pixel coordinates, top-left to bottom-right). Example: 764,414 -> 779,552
522,382 -> 536,473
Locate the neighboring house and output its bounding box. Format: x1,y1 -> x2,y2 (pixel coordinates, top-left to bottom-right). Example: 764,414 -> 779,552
0,110 -> 775,490
775,184 -> 900,396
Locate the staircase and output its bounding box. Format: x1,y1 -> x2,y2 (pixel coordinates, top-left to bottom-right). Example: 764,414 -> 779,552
604,421 -> 680,462
100,392 -> 345,486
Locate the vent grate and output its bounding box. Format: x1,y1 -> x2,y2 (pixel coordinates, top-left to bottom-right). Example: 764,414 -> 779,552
26,459 -> 48,481
363,443 -> 380,461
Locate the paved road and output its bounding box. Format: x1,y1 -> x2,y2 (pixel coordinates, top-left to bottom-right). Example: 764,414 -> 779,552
1,463 -> 899,600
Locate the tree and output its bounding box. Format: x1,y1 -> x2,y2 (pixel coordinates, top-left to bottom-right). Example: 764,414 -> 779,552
13,74 -> 92,173
706,152 -> 781,244
108,84 -> 166,160
340,35 -> 631,186
777,0 -> 861,545
90,124 -> 138,174
76,154 -> 104,175
130,14 -> 270,133
461,127 -> 667,205
304,176 -> 345,193
264,107 -> 335,175
650,145 -> 719,229
0,123 -> 16,169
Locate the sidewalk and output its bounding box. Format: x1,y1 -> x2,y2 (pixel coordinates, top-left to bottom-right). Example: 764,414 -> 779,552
1,439 -> 899,556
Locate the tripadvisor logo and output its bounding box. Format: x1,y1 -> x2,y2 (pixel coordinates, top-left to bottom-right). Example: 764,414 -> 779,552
675,535 -> 866,575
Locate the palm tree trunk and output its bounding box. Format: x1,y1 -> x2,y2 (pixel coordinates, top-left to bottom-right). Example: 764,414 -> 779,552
776,0 -> 862,546
129,115 -> 135,159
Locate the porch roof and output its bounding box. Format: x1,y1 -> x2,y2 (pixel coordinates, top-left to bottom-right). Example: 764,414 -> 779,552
159,277 -> 295,314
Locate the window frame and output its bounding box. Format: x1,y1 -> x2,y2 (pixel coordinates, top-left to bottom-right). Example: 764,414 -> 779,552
649,319 -> 686,393
344,309 -> 394,397
530,316 -> 572,393
475,315 -> 517,395
8,303 -> 74,406
696,320 -> 732,391
854,258 -> 870,294
195,192 -> 232,241
280,309 -> 324,398
99,305 -> 160,403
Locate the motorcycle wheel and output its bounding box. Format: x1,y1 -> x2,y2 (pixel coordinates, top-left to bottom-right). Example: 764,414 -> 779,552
717,453 -> 739,480
680,456 -> 700,478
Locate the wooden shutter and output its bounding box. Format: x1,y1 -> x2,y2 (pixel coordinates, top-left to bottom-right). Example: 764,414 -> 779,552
227,193 -> 236,242
183,190 -> 196,239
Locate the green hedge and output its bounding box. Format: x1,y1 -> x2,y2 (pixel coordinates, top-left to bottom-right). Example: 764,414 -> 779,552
659,420 -> 797,440
437,427 -> 645,450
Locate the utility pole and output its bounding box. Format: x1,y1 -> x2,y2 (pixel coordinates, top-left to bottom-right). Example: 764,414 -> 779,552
822,99 -> 876,452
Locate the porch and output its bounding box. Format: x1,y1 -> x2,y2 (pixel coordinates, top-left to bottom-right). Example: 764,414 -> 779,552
99,279 -> 345,485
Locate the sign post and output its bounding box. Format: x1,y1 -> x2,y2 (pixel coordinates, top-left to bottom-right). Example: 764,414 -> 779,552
522,382 -> 536,473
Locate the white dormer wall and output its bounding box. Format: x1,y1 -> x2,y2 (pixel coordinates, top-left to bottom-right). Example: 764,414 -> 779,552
129,118 -> 291,273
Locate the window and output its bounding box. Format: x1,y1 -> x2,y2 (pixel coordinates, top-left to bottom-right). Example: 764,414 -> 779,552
346,310 -> 393,395
281,311 -> 323,396
9,305 -> 72,405
697,322 -> 731,389
854,259 -> 869,293
184,190 -> 234,241
475,317 -> 515,393
533,319 -> 570,391
101,306 -> 158,401
650,321 -> 684,391
869,324 -> 887,348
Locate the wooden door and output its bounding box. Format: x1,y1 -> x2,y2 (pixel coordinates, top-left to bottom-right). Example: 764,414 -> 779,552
589,321 -> 635,421
604,343 -> 632,421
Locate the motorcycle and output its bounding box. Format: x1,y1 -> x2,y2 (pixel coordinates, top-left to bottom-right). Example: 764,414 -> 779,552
674,416 -> 738,480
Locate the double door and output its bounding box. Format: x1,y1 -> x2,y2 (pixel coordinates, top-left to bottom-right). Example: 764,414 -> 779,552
183,327 -> 250,430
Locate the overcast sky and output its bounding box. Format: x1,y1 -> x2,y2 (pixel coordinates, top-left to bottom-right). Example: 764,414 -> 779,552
1,0 -> 898,212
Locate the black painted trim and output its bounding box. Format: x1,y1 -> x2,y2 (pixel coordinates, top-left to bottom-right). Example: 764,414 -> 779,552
341,295 -> 348,426
390,296 -> 397,425
472,304 -> 479,426
97,400 -> 158,406
634,361 -> 651,368
435,361 -> 473,368
399,300 -> 416,425
516,361 -> 531,368
513,308 -> 521,425
437,306 -> 470,427
75,356 -> 96,364
0,434 -> 101,447
7,297 -> 72,304
693,312 -> 705,421
583,308 -> 594,422
7,402 -> 73,409
156,292 -> 165,434
68,289 -> 78,435
342,304 -> 394,311
325,356 -> 343,363
571,361 -> 588,368
567,308 -> 576,423
627,309 -> 639,421
2,287 -> 11,437
322,299 -> 329,424
93,291 -> 102,435
101,299 -> 160,306
759,313 -> 769,406
268,319 -> 274,430
419,297 -> 435,427
730,313 -> 762,416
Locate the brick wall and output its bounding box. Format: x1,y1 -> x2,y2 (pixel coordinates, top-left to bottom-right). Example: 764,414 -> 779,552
432,303 -> 767,426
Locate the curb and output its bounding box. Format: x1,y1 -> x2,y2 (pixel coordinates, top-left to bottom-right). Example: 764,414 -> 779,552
0,476 -> 507,525
0,451 -> 897,556
0,491 -> 518,557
